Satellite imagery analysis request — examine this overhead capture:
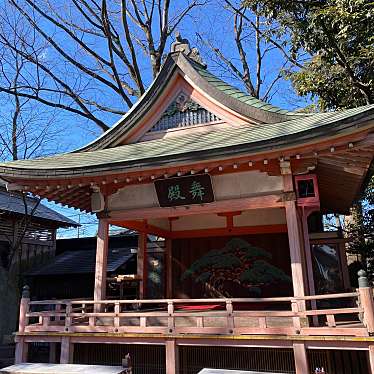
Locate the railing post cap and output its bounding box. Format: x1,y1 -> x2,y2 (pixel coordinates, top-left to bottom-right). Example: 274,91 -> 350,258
22,285 -> 30,299
358,270 -> 369,288
358,269 -> 367,277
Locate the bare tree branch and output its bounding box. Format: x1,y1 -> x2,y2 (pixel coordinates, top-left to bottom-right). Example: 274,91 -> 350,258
223,0 -> 304,69
0,0 -> 203,131
233,9 -> 255,96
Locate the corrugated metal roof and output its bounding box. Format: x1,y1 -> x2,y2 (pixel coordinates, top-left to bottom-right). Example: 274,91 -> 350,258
0,188 -> 78,227
0,104 -> 372,174
27,248 -> 135,276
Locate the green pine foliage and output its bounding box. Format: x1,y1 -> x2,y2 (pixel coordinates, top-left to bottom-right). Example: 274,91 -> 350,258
244,0 -> 373,109
182,238 -> 291,297
347,175 -> 374,279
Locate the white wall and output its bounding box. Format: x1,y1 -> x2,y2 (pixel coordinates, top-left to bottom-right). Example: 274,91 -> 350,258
108,170 -> 283,212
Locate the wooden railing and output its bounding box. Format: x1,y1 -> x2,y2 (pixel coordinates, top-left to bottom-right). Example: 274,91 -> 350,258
18,288 -> 374,338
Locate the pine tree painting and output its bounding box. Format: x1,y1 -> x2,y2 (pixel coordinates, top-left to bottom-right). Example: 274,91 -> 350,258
182,238 -> 291,297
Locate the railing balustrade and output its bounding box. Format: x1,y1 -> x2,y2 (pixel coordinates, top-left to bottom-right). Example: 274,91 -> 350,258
18,291 -> 372,337
17,271 -> 374,338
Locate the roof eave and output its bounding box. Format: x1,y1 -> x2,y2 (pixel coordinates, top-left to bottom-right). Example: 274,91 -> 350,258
0,111 -> 372,181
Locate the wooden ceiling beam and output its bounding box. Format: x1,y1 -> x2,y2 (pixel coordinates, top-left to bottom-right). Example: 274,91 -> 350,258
324,155 -> 370,168
110,219 -> 171,238
109,193 -> 285,221
318,157 -> 367,173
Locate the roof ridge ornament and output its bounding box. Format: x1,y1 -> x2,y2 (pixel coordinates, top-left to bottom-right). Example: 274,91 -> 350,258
171,31 -> 191,54
171,31 -> 206,67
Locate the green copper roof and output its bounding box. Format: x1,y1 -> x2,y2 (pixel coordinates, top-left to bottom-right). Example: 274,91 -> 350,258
0,104 -> 372,178
191,61 -> 292,115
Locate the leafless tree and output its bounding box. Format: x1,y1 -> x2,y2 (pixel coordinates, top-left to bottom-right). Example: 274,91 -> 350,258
198,0 -> 307,103
0,195 -> 41,273
0,0 -> 206,132
0,11 -> 55,288
0,7 -> 66,161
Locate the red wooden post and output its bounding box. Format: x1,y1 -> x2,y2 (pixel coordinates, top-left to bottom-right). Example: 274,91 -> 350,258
137,232 -> 148,299
60,336 -> 74,364
55,303 -> 61,323
293,342 -> 309,374
339,241 -> 351,290
114,302 -> 120,331
15,285 -> 30,364
168,301 -> 175,334
94,219 -> 109,303
291,299 -> 301,333
283,175 -> 306,299
301,209 -> 319,326
301,210 -> 315,296
369,345 -> 374,374
226,300 -> 234,334
165,238 -> 173,299
358,270 -> 374,333
165,339 -> 179,374
49,342 -> 57,363
65,302 -> 72,332
18,285 -> 30,333
15,336 -> 28,364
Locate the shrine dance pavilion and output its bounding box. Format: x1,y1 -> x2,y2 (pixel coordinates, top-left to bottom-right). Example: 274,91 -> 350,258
0,39 -> 374,374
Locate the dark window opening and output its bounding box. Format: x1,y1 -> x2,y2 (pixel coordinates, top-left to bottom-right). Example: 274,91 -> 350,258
297,179 -> 315,198
0,241 -> 10,268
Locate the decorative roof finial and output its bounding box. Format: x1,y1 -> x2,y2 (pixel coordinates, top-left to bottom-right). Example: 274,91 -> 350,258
170,32 -> 206,67
171,31 -> 191,55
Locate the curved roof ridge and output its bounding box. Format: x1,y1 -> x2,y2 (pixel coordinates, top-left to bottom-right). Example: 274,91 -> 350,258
78,52 -> 306,152
187,58 -> 293,116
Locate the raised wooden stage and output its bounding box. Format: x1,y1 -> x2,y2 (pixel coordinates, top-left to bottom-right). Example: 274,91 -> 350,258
14,286 -> 374,374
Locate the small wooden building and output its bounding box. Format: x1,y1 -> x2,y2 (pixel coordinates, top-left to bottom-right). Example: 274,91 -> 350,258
26,247 -> 137,301
0,184 -> 77,346
25,233 -> 166,301
0,184 -> 78,271
0,39 -> 374,373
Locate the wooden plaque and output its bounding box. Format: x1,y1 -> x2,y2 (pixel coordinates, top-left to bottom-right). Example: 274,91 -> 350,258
154,174 -> 214,207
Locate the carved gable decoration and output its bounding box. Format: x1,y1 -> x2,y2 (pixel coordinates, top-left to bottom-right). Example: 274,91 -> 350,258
149,93 -> 221,133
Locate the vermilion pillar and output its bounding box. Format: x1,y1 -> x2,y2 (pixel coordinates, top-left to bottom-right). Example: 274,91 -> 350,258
166,339 -> 179,374
293,342 -> 309,374
369,345 -> 374,374
15,337 -> 28,364
60,336 -> 74,364
165,238 -> 173,298
283,174 -> 306,298
137,232 -> 148,299
94,219 -> 109,301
